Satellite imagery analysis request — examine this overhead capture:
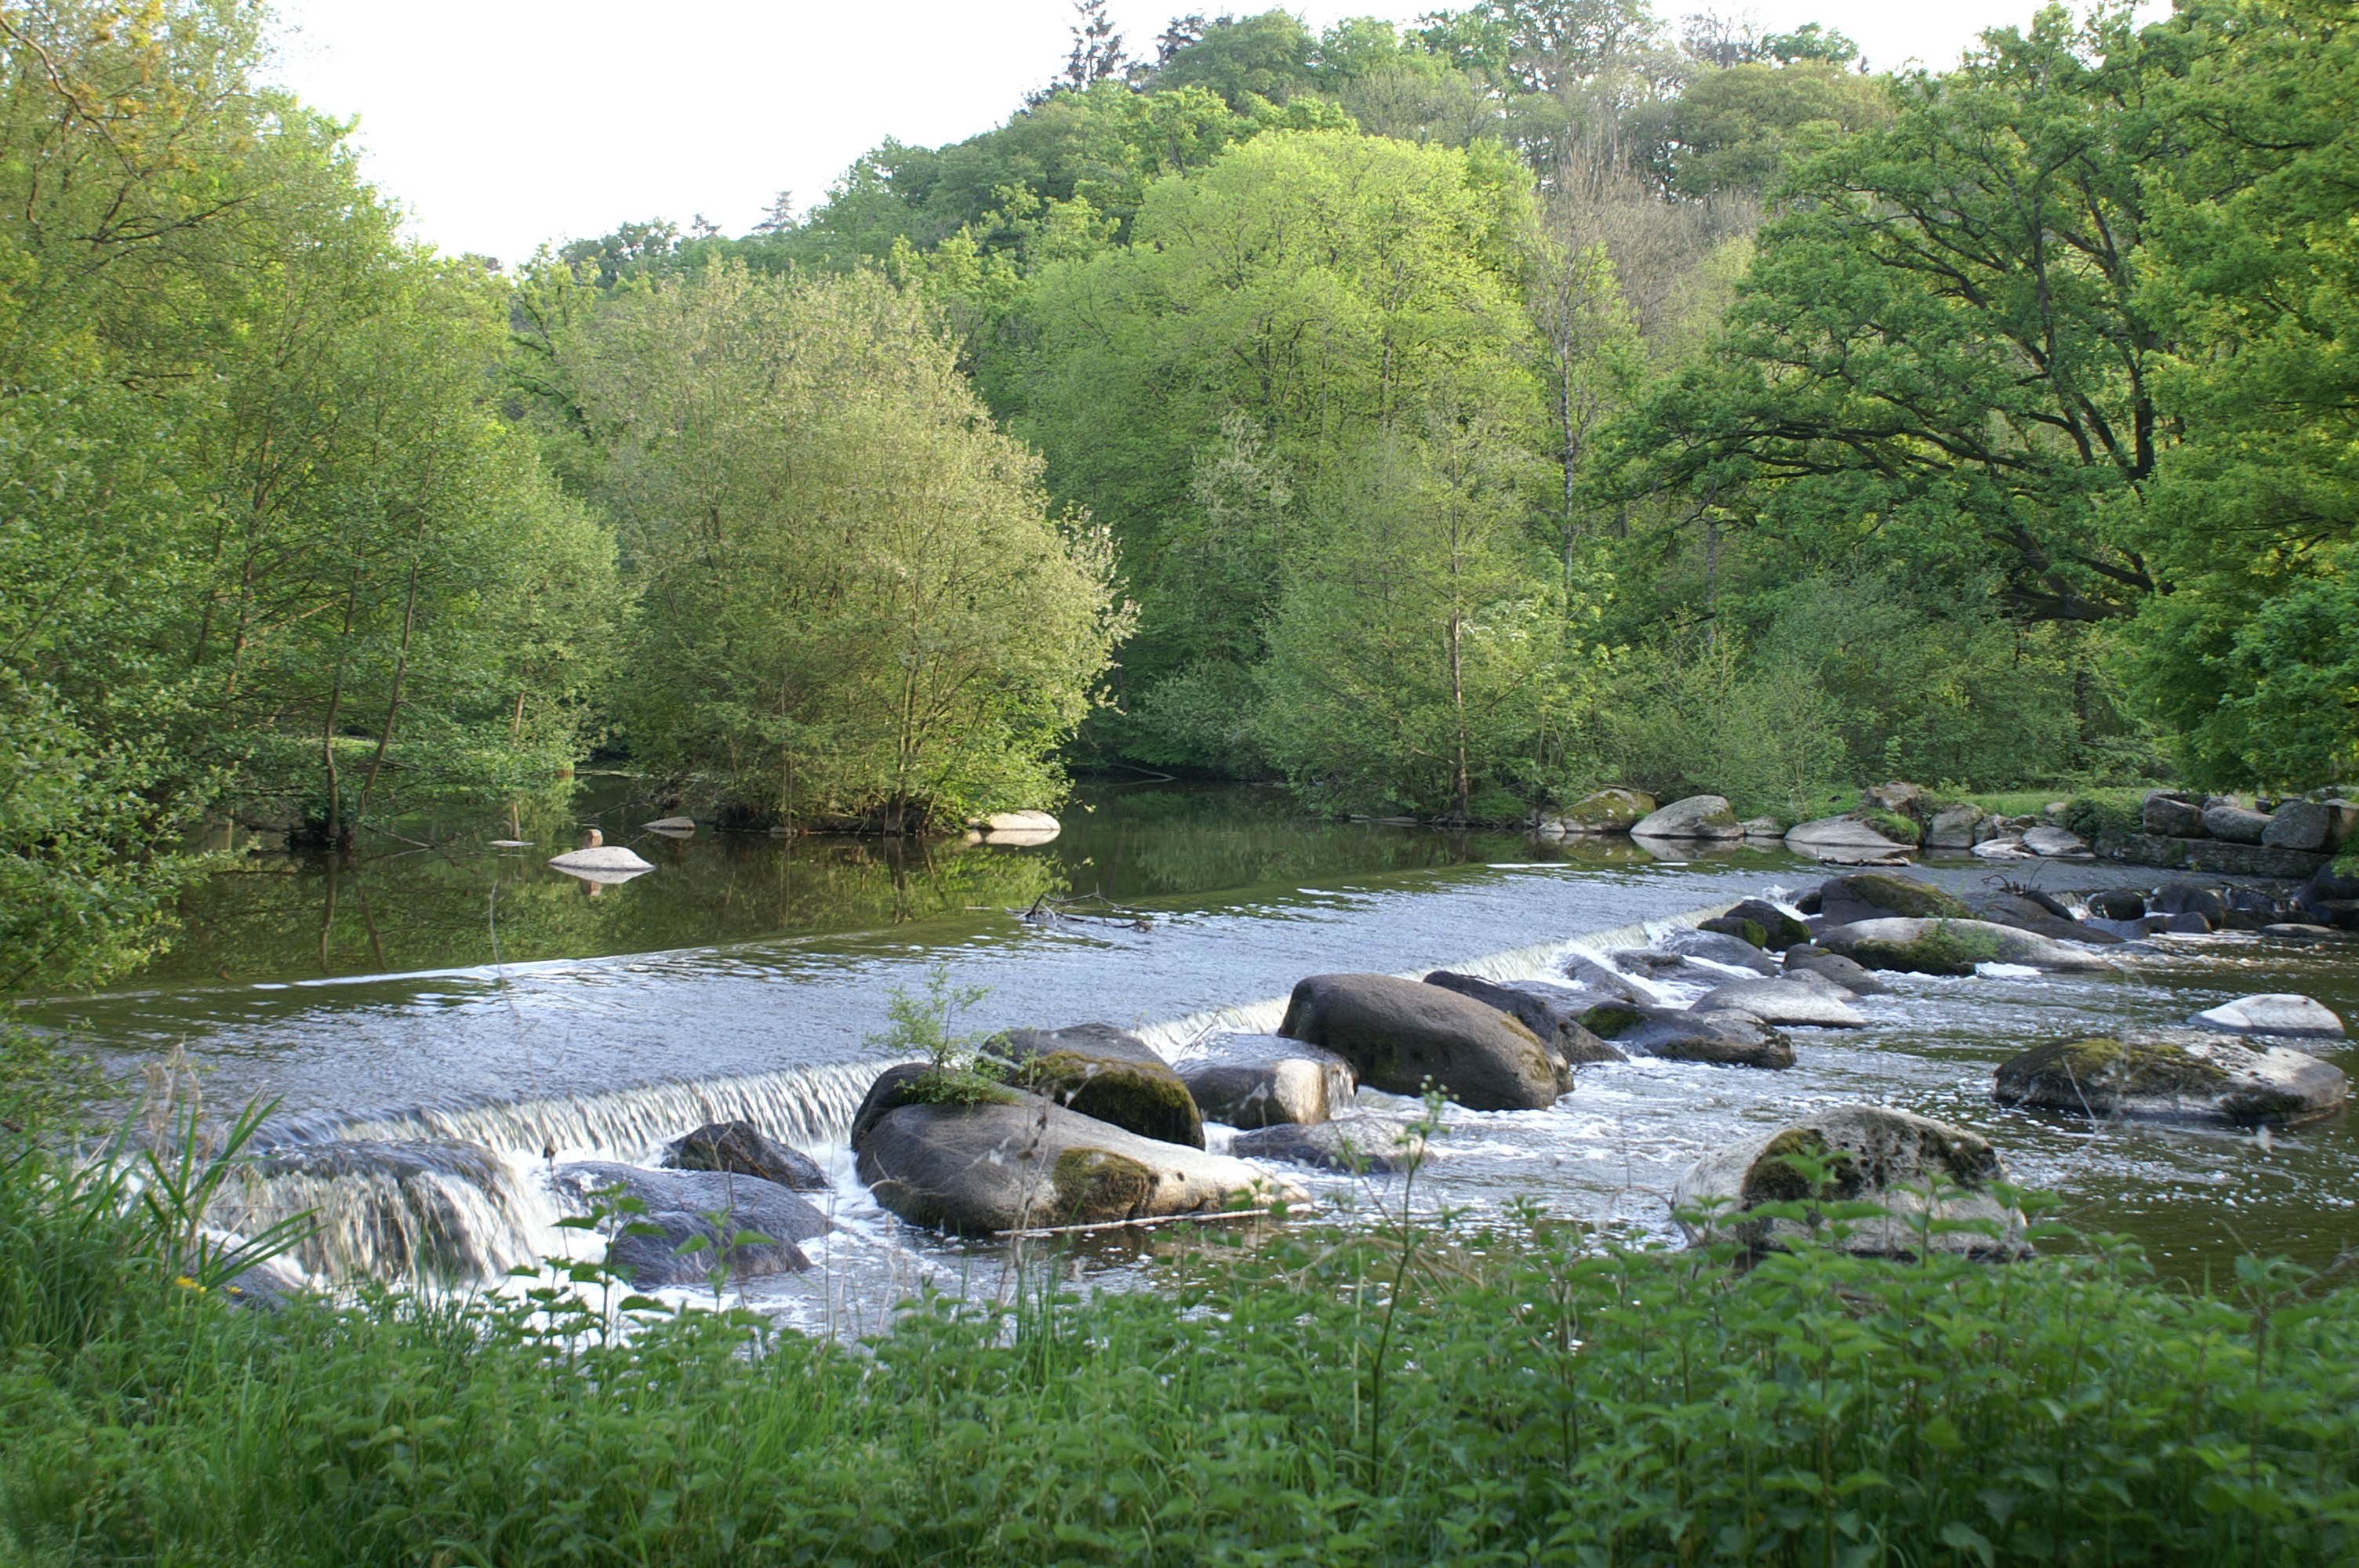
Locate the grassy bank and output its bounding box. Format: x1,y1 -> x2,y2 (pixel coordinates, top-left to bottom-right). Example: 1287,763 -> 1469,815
5,1144 -> 2357,1566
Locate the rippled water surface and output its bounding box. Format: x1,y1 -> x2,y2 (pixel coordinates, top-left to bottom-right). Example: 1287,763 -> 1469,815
34,781 -> 2357,1312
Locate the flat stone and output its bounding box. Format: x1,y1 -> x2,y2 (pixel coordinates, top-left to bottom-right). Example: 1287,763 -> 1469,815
1781,947 -> 1892,996
1659,925 -> 1781,975
1815,917 -> 2117,975
1787,815 -> 1917,860
1972,837 -> 2034,860
1631,794 -> 1741,839
1687,978 -> 1867,1028
1994,1035 -> 2346,1126
1672,1104 -> 2025,1259
2192,994 -> 2346,1039
547,845 -> 656,873
2020,823 -> 2092,858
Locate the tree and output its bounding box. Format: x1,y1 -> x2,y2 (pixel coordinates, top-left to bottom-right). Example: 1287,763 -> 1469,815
1063,0 -> 1129,88
549,264 -> 1129,829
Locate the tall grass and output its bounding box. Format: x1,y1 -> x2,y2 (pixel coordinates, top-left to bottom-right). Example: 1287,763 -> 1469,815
2,1130 -> 2356,1565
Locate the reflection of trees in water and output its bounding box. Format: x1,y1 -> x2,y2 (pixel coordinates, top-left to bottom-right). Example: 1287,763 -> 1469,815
149,828 -> 1067,984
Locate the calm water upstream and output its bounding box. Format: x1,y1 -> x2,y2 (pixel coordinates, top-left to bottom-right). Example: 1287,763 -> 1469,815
27,780 -> 2357,1318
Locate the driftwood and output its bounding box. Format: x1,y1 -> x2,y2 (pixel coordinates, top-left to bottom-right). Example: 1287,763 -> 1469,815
1009,893 -> 1154,931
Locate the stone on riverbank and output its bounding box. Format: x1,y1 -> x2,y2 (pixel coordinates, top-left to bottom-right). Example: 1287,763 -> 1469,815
1279,974 -> 1560,1109
1539,787 -> 1656,835
994,1024 -> 1204,1149
1579,1002 -> 1795,1069
663,1121 -> 828,1192
1176,1033 -> 1355,1128
1631,794 -> 1743,840
551,1163 -> 827,1287
2203,801 -> 2272,844
856,1094 -> 1300,1236
2021,823 -> 2093,858
1672,1105 -> 2025,1259
1423,971 -> 1623,1070
1688,977 -> 1867,1028
1785,815 -> 1917,862
1993,1036 -> 2346,1126
2143,791 -> 2207,837
2192,994 -> 2347,1040
1927,804 -> 1993,848
1814,918 -> 2115,975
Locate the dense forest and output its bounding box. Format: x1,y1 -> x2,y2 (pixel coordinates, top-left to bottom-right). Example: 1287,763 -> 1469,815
3,0 -> 2355,991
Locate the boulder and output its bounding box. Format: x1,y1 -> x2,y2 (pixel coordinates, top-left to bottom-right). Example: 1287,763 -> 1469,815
2191,994 -> 2346,1039
1278,974 -> 1560,1110
1815,917 -> 2116,975
1232,1114 -> 1423,1175
1687,978 -> 1868,1028
1818,873 -> 1972,927
2087,888 -> 2146,921
549,1162 -> 827,1287
1972,837 -> 2034,860
1786,815 -> 1917,862
1630,794 -> 1743,840
642,815 -> 696,833
1176,1033 -> 1355,1129
663,1121 -> 829,1192
546,845 -> 656,873
2020,823 -> 2093,858
983,810 -> 1060,833
1710,897 -> 1811,950
992,1024 -> 1204,1149
1558,953 -> 1645,1003
2153,882 -> 2229,924
849,1063 -> 1005,1153
2202,801 -> 2272,844
1860,782 -> 1929,820
2143,791 -> 2207,838
856,1094 -> 1301,1236
1608,948 -> 1756,989
1579,1002 -> 1794,1069
1539,787 -> 1656,836
1926,804 -> 1993,849
1659,925 -> 1782,975
1700,914 -> 1770,949
1994,1036 -> 2347,1127
1961,889 -> 2125,946
1739,817 -> 1784,838
2262,800 -> 2348,852
1423,971 -> 1623,1069
1672,1105 -> 2025,1260
1783,946 -> 1892,996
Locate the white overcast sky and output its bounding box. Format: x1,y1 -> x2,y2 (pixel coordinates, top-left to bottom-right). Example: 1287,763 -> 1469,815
264,0 -> 2146,266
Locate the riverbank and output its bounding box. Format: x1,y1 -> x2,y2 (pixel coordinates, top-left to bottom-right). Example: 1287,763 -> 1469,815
5,1134 -> 2355,1566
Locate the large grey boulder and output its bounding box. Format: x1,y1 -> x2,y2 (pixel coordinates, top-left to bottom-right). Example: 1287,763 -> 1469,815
856,1094 -> 1301,1236
1672,1105 -> 2025,1259
1818,873 -> 1971,926
1279,973 -> 1560,1109
1659,925 -> 1781,975
1232,1113 -> 1424,1175
1783,946 -> 1893,996
1786,815 -> 1917,862
2020,823 -> 2093,858
1926,804 -> 1993,848
1631,794 -> 1743,840
1558,953 -> 1645,1003
2262,800 -> 2357,852
1539,787 -> 1656,836
1176,1033 -> 1355,1129
663,1121 -> 828,1192
2143,791 -> 2207,838
550,1163 -> 827,1287
1815,917 -> 2116,975
2192,993 -> 2346,1040
992,1024 -> 1204,1149
1961,888 -> 2122,946
1688,977 -> 1867,1028
1423,971 -> 1623,1069
1579,1002 -> 1794,1069
1994,1035 -> 2346,1126
2203,800 -> 2272,844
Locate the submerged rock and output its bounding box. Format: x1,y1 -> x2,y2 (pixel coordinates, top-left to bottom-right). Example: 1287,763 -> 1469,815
1993,1036 -> 2347,1126
1232,1114 -> 1425,1175
1688,977 -> 1867,1029
1176,1033 -> 1355,1129
1579,1002 -> 1794,1069
2191,994 -> 2347,1040
1672,1105 -> 2025,1260
1423,971 -> 1623,1070
1279,973 -> 1560,1109
1814,917 -> 2115,975
663,1121 -> 828,1192
856,1094 -> 1300,1236
550,1162 -> 827,1288
993,1023 -> 1204,1149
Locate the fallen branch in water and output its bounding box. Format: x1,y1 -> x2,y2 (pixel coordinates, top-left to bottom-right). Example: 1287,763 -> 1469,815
1009,893 -> 1154,931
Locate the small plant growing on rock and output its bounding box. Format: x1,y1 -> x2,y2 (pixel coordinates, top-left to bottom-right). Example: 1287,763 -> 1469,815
867,966 -> 1011,1107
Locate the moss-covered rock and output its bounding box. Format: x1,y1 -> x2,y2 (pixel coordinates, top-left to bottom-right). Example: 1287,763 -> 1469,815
1819,873 -> 1972,924
993,1024 -> 1204,1149
1579,1002 -> 1795,1069
1701,916 -> 1771,949
1815,917 -> 2114,975
1993,1033 -> 2345,1125
1540,787 -> 1657,835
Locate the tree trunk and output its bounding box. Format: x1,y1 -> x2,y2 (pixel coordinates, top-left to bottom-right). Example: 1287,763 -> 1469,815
358,514 -> 430,820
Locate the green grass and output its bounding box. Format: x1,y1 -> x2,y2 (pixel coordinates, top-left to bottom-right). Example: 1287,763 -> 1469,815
5,1138 -> 2359,1565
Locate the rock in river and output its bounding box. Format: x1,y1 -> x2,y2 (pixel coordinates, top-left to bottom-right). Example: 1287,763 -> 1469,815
1703,897 -> 1811,951
1785,815 -> 1917,862
1817,872 -> 1971,926
1579,1002 -> 1794,1069
993,1023 -> 1204,1149
1232,1113 -> 1424,1175
1279,973 -> 1560,1109
1993,1036 -> 2347,1126
1176,1033 -> 1356,1128
2191,993 -> 2347,1040
1688,977 -> 1868,1028
546,844 -> 655,874
1815,918 -> 2115,975
663,1120 -> 829,1192
551,1163 -> 827,1288
856,1092 -> 1301,1236
1538,787 -> 1656,836
1423,970 -> 1623,1069
1631,794 -> 1743,840
1672,1105 -> 2024,1259
1783,946 -> 1893,996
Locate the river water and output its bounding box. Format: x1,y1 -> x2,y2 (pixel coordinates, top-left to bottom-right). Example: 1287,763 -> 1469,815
27,781 -> 2357,1320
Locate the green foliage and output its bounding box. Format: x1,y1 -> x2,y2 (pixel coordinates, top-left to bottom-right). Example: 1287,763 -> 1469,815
1591,626 -> 1847,816
5,1147 -> 2359,1564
